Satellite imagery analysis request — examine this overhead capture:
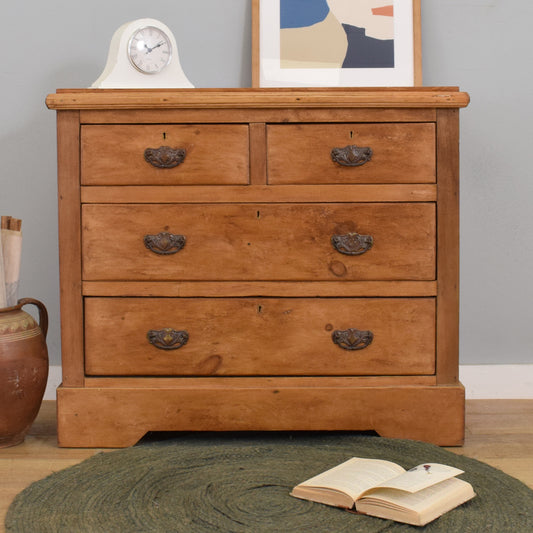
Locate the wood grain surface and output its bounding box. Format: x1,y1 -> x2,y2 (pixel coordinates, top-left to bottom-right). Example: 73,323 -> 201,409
82,203 -> 436,281
267,123 -> 436,184
84,297 -> 435,376
81,124 -> 249,185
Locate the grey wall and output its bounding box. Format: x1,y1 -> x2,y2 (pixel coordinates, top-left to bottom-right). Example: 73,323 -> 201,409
1,1 -> 531,366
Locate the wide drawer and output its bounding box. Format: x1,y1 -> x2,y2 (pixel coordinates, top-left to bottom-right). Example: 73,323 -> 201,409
81,124 -> 249,185
84,297 -> 436,376
82,203 -> 436,281
267,123 -> 436,184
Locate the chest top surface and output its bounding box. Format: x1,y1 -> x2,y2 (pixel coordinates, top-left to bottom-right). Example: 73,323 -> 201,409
46,87 -> 469,111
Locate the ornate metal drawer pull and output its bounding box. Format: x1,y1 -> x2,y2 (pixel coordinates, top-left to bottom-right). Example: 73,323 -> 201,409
331,232 -> 373,256
331,144 -> 373,167
147,328 -> 189,350
144,146 -> 186,168
144,232 -> 186,255
332,328 -> 374,351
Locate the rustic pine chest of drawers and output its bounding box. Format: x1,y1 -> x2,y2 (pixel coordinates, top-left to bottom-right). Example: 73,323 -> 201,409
46,88 -> 469,447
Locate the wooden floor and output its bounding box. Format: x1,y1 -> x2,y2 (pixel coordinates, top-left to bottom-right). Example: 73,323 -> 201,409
1,400 -> 532,531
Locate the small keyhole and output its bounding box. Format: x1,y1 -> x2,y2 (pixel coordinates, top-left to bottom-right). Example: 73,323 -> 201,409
349,131 -> 354,139
258,305 -> 263,313
256,210 -> 261,219
162,132 -> 167,140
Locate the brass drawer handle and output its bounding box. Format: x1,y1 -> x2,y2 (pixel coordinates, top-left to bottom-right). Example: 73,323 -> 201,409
144,146 -> 186,168
144,232 -> 186,255
331,232 -> 373,255
147,328 -> 189,350
331,144 -> 373,167
332,328 -> 374,351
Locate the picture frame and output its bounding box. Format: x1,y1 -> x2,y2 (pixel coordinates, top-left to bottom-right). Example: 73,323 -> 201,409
252,0 -> 422,88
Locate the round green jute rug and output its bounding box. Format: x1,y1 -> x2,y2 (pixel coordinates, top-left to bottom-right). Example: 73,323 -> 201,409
6,433 -> 533,532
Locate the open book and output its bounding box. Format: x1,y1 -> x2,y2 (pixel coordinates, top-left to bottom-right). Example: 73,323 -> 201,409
291,457 -> 475,527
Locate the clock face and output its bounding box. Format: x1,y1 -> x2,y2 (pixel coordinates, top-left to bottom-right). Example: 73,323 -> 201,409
127,26 -> 172,74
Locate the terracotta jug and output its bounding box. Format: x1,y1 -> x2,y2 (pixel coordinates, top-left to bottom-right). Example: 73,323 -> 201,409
0,298 -> 48,447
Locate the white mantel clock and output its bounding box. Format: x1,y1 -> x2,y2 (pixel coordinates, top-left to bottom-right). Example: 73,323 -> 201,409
91,18 -> 194,88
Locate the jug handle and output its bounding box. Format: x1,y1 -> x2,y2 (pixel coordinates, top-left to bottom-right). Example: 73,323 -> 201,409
18,298 -> 48,339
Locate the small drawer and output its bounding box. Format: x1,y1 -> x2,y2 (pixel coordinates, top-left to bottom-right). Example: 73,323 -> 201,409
81,124 -> 249,185
82,203 -> 435,281
267,123 -> 436,184
85,297 -> 435,376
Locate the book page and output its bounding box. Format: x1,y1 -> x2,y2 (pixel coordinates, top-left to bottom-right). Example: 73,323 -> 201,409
358,477 -> 475,514
356,478 -> 475,526
366,463 -> 464,494
297,458 -> 406,500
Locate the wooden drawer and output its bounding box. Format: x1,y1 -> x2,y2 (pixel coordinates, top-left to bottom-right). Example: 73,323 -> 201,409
82,203 -> 436,281
84,297 -> 436,376
267,123 -> 436,184
81,124 -> 249,185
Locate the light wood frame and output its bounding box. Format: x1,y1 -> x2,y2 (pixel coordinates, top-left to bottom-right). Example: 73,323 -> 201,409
252,0 -> 422,87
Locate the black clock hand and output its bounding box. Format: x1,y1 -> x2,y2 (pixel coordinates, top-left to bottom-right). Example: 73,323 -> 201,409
143,41 -> 164,54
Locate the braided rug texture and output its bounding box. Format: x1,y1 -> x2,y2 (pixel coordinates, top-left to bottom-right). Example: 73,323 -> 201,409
6,433 -> 533,532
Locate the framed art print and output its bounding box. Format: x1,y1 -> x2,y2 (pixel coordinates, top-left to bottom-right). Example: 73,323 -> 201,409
252,0 -> 421,87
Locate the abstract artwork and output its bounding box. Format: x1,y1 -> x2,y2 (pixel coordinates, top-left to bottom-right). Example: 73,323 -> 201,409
280,0 -> 394,69
253,0 -> 420,87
